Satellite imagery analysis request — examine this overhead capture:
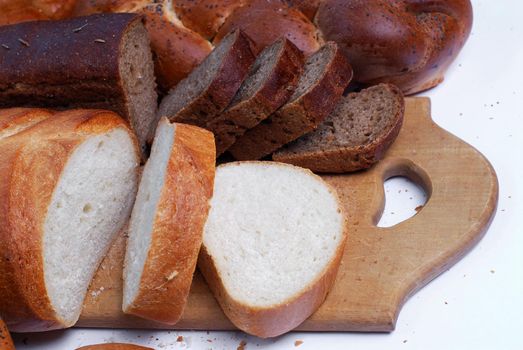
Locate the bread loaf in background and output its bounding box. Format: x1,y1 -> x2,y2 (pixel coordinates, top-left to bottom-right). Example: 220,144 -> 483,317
0,14 -> 158,153
2,0 -> 472,95
0,109 -> 140,332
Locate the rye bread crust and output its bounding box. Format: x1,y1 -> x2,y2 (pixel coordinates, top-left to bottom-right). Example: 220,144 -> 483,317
0,14 -> 135,111
0,14 -> 157,152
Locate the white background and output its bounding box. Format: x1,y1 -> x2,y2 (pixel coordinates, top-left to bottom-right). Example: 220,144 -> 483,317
12,0 -> 523,349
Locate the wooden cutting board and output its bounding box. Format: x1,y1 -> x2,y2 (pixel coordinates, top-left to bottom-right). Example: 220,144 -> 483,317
78,97 -> 498,332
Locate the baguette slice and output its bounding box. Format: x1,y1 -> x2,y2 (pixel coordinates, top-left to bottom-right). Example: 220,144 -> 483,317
0,318 -> 15,350
157,29 -> 255,128
123,118 -> 215,324
0,109 -> 140,332
0,14 -> 158,153
0,108 -> 53,141
273,84 -> 405,172
77,344 -> 153,350
208,37 -> 304,156
199,162 -> 347,338
228,42 -> 353,160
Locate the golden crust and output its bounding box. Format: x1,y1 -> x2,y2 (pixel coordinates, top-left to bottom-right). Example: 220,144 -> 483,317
124,120 -> 216,324
0,318 -> 15,350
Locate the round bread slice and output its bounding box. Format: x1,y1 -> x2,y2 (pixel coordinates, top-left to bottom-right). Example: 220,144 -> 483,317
123,118 -> 215,324
199,161 -> 347,338
228,42 -> 353,160
273,84 -> 405,172
0,110 -> 140,332
208,37 -> 304,156
157,29 -> 255,128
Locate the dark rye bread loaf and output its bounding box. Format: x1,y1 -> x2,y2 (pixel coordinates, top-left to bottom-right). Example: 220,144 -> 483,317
157,30 -> 255,129
228,42 -> 353,160
209,38 -> 304,156
0,14 -> 157,153
273,84 -> 405,173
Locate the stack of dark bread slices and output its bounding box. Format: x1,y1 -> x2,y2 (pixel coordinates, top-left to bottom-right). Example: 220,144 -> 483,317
0,13 -> 405,340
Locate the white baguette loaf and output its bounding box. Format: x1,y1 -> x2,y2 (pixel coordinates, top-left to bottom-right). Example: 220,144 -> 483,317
123,118 -> 215,324
0,109 -> 140,332
0,108 -> 53,141
199,161 -> 347,337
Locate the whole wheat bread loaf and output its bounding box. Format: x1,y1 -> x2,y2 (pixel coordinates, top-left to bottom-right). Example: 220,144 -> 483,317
157,30 -> 255,128
208,37 -> 304,156
228,42 -> 353,160
273,84 -> 404,172
0,14 -> 158,153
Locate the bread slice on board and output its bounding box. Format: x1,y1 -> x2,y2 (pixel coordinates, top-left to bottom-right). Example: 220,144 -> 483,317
157,29 -> 255,129
0,14 -> 158,153
123,118 -> 215,324
228,42 -> 353,160
273,84 -> 405,172
0,318 -> 15,350
208,37 -> 304,156
199,161 -> 347,338
0,109 -> 140,332
77,344 -> 153,350
0,108 -> 53,141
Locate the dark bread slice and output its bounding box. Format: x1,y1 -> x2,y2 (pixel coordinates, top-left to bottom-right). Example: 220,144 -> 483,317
228,42 -> 353,160
0,14 -> 157,154
157,30 -> 255,128
209,38 -> 305,156
273,84 -> 405,173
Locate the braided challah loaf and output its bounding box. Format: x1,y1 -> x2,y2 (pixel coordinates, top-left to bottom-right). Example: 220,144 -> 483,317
0,0 -> 472,95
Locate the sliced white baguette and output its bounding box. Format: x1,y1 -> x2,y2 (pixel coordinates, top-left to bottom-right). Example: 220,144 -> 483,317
199,161 -> 347,338
123,117 -> 215,324
0,109 -> 140,332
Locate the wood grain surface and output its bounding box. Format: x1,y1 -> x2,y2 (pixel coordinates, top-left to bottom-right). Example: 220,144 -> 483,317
77,97 -> 498,332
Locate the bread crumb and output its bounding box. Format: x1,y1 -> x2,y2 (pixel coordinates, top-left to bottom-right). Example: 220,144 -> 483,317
177,336 -> 183,342
415,205 -> 424,212
295,340 -> 304,347
166,270 -> 179,281
237,340 -> 247,350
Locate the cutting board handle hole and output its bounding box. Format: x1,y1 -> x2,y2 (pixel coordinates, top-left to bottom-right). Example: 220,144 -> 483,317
376,160 -> 432,228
